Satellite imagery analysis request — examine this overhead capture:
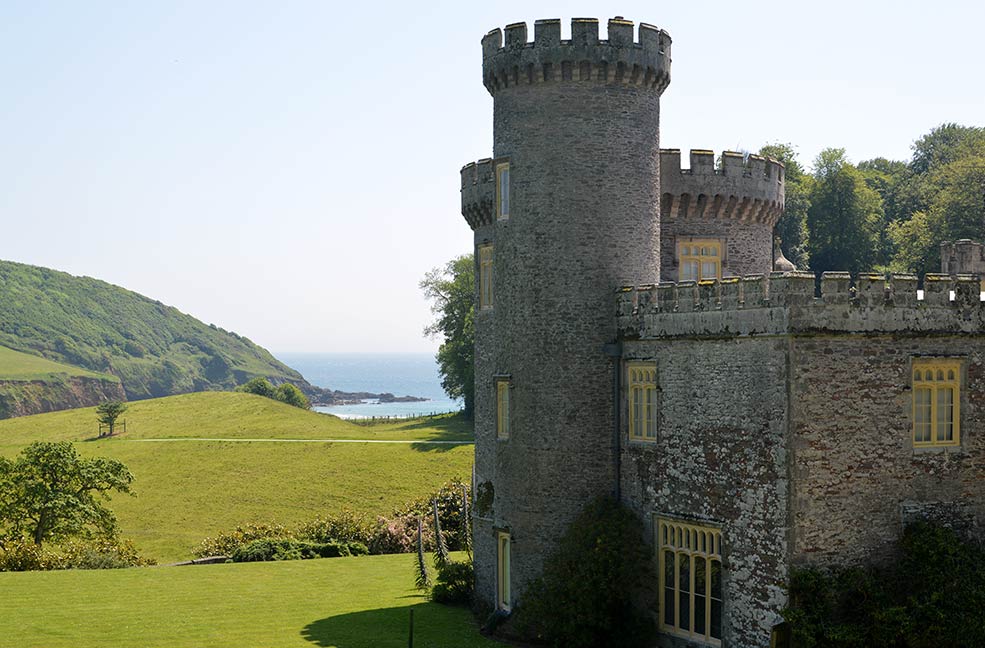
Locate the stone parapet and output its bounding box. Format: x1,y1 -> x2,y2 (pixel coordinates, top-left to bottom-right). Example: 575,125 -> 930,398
660,149 -> 785,227
461,159 -> 496,230
941,239 -> 985,276
481,17 -> 671,96
617,271 -> 985,338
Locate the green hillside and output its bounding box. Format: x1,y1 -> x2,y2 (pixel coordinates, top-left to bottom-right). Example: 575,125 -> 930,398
0,345 -> 118,382
0,259 -> 304,400
0,554 -> 494,648
0,392 -> 474,561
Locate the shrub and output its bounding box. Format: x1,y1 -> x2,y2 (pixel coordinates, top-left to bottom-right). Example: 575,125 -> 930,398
368,514 -> 435,555
295,510 -> 371,545
515,497 -> 655,648
274,383 -> 310,409
0,537 -> 154,572
60,537 -> 156,569
0,540 -> 61,572
194,480 -> 470,559
194,523 -> 291,558
391,479 -> 470,551
237,377 -> 276,399
230,538 -> 368,563
432,559 -> 474,605
784,521 -> 985,648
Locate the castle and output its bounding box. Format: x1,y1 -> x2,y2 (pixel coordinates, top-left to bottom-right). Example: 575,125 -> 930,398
459,17 -> 985,648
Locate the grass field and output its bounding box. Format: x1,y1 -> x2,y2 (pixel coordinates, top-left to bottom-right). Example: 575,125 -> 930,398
0,345 -> 118,382
0,392 -> 474,561
0,552 -> 496,648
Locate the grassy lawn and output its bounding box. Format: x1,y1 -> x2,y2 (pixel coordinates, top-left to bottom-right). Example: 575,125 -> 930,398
0,552 -> 496,648
0,391 -> 472,442
0,393 -> 474,561
0,344 -> 118,382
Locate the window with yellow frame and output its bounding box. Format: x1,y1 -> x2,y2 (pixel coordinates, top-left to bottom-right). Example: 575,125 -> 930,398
678,240 -> 722,282
657,517 -> 723,646
496,378 -> 510,440
912,358 -> 961,447
497,530 -> 511,611
628,363 -> 658,441
495,162 -> 510,220
478,244 -> 493,310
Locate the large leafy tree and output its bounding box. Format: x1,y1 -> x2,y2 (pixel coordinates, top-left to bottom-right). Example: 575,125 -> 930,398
858,157 -> 907,265
807,148 -> 883,275
420,255 -> 475,419
0,442 -> 133,546
888,124 -> 985,274
760,142 -> 811,269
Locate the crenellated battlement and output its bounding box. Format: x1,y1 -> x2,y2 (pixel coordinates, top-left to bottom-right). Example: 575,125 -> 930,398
481,17 -> 671,96
660,149 -> 785,226
617,271 -> 985,338
461,159 -> 496,230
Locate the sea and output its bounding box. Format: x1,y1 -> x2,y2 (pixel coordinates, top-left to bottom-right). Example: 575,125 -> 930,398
276,352 -> 462,419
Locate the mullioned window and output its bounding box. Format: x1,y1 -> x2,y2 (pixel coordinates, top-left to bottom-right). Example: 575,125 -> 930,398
912,358 -> 961,447
657,518 -> 723,646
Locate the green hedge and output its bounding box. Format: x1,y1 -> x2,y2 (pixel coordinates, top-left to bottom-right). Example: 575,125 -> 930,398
784,521 -> 985,648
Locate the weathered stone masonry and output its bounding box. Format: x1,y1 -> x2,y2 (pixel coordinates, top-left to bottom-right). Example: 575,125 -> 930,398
464,16 -> 671,612
460,14 -> 985,648
617,272 -> 985,646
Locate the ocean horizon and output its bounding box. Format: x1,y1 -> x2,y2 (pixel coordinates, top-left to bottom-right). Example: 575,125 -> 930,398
276,351 -> 462,419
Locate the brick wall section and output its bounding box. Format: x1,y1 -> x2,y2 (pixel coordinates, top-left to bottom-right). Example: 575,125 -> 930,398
620,337 -> 791,648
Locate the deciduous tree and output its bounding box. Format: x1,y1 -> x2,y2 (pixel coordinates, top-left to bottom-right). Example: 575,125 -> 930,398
95,401 -> 127,437
0,442 -> 133,547
807,149 -> 883,275
420,255 -> 475,419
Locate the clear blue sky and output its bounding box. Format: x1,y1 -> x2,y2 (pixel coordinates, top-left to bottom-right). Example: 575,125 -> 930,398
2,1 -> 982,353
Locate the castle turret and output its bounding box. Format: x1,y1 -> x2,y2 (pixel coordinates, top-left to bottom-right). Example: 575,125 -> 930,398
461,17 -> 671,611
659,149 -> 785,281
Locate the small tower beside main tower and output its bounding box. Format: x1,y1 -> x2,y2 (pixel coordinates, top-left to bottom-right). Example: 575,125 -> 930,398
461,17 -> 671,612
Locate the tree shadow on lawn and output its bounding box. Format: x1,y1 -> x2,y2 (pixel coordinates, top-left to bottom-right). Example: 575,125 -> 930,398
396,413 -> 473,440
408,440 -> 472,453
301,601 -> 489,648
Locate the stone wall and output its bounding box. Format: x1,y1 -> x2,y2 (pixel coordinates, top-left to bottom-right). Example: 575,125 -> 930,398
617,270 -> 985,646
466,16 -> 671,611
659,149 -> 784,281
789,334 -> 985,566
620,336 -> 790,648
941,239 -> 985,276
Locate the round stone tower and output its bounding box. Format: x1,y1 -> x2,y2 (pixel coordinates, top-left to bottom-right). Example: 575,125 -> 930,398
658,148 -> 785,281
461,17 -> 671,611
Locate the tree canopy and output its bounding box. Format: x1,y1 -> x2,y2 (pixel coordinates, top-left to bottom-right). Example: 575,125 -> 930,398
95,401 -> 128,436
806,148 -> 883,275
420,255 -> 475,419
756,124 -> 985,278
0,442 -> 133,546
237,377 -> 310,409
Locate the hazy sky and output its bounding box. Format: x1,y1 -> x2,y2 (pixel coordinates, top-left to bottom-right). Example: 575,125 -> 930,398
2,1 -> 982,354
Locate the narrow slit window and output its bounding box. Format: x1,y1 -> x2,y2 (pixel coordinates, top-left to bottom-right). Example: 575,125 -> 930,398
497,531 -> 511,611
496,163 -> 510,220
496,379 -> 510,440
478,244 -> 493,310
912,358 -> 961,447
